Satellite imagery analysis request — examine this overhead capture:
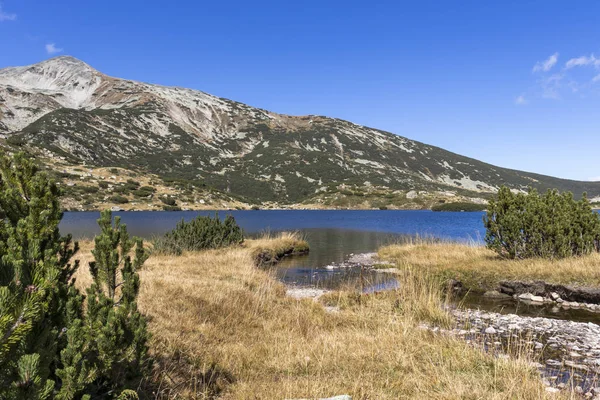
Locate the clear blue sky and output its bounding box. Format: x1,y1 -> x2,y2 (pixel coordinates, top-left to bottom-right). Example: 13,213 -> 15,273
1,0 -> 599,181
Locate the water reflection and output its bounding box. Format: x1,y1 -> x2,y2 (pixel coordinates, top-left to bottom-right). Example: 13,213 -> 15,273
275,228 -> 403,290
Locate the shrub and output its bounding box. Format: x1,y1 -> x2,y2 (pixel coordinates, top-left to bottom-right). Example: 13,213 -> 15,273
484,186 -> 600,259
110,195 -> 129,204
133,186 -> 156,198
432,202 -> 486,212
98,181 -> 110,189
133,187 -> 155,198
162,205 -> 182,211
80,185 -> 99,194
0,152 -> 149,399
160,196 -> 177,206
153,214 -> 244,255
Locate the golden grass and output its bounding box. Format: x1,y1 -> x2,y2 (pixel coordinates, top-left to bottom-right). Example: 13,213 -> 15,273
379,241 -> 600,290
71,237 -> 559,399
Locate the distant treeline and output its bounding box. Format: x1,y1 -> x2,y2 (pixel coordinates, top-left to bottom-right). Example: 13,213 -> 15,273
431,202 -> 486,212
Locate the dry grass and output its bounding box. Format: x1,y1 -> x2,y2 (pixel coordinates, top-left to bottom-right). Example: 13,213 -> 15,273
379,241 -> 600,291
71,237 -> 559,399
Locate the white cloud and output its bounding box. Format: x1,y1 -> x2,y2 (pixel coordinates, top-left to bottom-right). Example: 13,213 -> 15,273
45,43 -> 63,55
593,74 -> 600,83
540,73 -> 563,100
514,95 -> 528,105
565,54 -> 600,69
532,52 -> 559,73
0,4 -> 16,21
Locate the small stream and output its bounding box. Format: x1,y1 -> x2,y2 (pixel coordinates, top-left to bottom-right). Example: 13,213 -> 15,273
276,231 -> 600,393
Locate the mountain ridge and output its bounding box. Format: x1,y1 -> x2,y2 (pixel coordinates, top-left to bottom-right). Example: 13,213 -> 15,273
1,56 -> 599,210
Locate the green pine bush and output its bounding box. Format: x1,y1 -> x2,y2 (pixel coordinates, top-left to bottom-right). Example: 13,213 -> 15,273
0,152 -> 150,399
153,213 -> 244,255
484,186 -> 600,259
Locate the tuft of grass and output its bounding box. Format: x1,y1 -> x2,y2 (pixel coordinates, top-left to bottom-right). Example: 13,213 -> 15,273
245,231 -> 309,266
379,240 -> 600,291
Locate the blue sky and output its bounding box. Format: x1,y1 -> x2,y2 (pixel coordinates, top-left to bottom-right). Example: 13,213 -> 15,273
1,0 -> 599,181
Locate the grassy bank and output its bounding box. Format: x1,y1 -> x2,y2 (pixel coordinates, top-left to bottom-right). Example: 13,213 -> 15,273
379,241 -> 600,291
73,234 -> 555,399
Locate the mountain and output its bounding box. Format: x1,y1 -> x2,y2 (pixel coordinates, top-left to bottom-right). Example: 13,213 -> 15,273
1,56 -> 599,210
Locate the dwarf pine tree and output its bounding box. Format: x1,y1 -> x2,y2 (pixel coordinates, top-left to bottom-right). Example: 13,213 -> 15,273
85,210 -> 150,393
0,152 -> 151,399
0,152 -> 80,399
484,186 -> 600,259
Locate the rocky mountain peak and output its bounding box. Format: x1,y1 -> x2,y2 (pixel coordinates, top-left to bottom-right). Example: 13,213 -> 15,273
0,56 -> 103,109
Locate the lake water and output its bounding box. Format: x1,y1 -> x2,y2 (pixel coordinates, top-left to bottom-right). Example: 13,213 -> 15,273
61,210 -> 486,240
61,210 -> 485,289
62,210 -> 600,322
61,210 -> 485,288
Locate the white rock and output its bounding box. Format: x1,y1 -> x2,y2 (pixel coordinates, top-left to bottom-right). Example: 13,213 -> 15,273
545,387 -> 560,394
485,327 -> 497,334
518,293 -> 533,301
550,292 -> 561,300
530,295 -> 544,303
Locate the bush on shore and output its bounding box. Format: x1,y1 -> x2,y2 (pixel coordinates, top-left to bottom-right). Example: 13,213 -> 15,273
432,202 -> 486,212
152,213 -> 244,255
484,186 -> 600,259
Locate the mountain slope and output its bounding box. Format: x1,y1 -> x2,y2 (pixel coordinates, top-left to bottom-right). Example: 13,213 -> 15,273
1,56 -> 599,209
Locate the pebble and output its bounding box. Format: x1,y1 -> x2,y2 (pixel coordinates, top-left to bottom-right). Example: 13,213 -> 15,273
286,288 -> 329,300
452,309 -> 600,375
484,326 -> 496,334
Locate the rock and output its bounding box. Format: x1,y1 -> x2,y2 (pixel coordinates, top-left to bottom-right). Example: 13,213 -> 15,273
484,326 -> 497,334
550,292 -> 561,300
534,342 -> 543,350
483,290 -> 512,299
286,288 -> 329,300
545,387 -> 560,394
530,295 -> 544,303
518,293 -> 534,301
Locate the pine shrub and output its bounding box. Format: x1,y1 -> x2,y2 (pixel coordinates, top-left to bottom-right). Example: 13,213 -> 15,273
484,186 -> 600,259
0,152 -> 150,399
153,213 -> 244,255
0,152 -> 80,399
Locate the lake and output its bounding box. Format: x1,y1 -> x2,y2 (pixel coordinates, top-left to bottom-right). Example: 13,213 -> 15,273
61,210 -> 486,240
61,210 -> 485,290
62,210 -> 600,323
